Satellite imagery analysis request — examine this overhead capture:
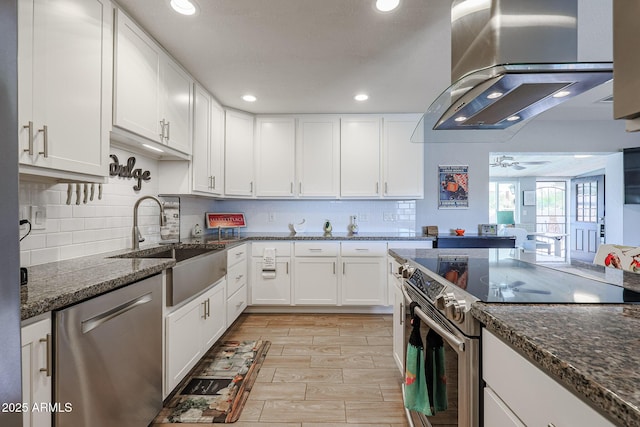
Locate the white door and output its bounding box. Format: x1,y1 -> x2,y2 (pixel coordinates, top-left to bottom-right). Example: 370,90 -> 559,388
383,116 -> 424,198
192,85 -> 212,193
209,100 -> 225,195
392,282 -> 405,374
225,110 -> 255,196
294,258 -> 339,304
114,10 -> 161,143
297,117 -> 340,197
21,317 -> 52,427
251,259 -> 291,304
200,283 -> 226,351
255,117 -> 295,197
341,257 -> 387,305
165,299 -> 204,394
20,0 -> 110,176
161,55 -> 192,154
340,117 -> 381,197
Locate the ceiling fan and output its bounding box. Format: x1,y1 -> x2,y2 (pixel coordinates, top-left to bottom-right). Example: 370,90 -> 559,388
490,155 -> 550,170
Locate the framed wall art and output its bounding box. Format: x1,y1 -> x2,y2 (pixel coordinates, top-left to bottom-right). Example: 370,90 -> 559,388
438,165 -> 469,209
523,190 -> 536,206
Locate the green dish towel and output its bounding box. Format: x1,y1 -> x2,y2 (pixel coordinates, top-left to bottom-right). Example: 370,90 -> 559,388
426,329 -> 448,413
404,302 -> 432,415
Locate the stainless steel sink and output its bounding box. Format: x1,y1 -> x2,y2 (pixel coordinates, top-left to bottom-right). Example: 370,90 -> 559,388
114,247 -> 227,306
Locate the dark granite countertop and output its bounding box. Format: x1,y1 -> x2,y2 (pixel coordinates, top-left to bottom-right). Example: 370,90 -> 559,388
184,231 -> 435,243
473,304 -> 640,427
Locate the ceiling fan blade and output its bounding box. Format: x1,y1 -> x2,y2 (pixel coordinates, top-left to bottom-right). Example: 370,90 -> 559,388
511,164 -> 526,170
518,161 -> 551,165
509,280 -> 527,288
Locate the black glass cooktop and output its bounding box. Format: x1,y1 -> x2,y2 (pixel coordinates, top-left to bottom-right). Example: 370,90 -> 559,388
411,249 -> 640,304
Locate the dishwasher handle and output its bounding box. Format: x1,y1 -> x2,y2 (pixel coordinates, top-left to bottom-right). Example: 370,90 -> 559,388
81,292 -> 153,334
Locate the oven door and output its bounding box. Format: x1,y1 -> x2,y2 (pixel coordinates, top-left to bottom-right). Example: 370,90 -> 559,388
402,283 -> 479,427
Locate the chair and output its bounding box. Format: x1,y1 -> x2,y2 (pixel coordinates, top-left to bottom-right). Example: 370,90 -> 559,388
498,227 -> 536,251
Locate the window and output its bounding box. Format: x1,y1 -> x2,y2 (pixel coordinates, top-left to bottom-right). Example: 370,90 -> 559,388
536,181 -> 566,234
576,181 -> 598,223
489,181 -> 516,224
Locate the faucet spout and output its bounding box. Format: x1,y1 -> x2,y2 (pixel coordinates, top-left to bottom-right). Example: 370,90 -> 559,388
132,196 -> 166,249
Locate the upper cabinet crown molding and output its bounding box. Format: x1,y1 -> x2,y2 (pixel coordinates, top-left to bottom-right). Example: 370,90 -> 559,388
113,9 -> 193,158
18,0 -> 113,182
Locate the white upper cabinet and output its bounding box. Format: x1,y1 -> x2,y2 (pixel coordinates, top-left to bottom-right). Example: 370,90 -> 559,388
382,115 -> 424,198
255,117 -> 296,197
340,117 -> 382,198
191,84 -> 224,195
296,116 -> 340,198
114,9 -> 192,155
225,110 -> 255,197
18,0 -> 112,180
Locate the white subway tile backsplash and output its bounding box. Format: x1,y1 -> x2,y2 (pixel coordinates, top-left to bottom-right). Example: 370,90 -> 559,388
46,232 -> 73,247
30,247 -> 60,265
84,217 -> 107,230
59,218 -> 85,232
47,205 -> 73,219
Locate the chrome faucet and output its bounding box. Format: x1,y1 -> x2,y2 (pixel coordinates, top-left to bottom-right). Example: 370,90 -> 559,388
132,196 -> 166,249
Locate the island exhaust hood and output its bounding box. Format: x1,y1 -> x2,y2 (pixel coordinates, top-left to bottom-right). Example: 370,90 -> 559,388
412,0 -> 613,143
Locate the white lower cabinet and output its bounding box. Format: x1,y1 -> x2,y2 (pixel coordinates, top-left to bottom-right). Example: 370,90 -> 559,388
165,280 -> 226,396
250,242 -> 292,305
483,329 -> 615,427
340,242 -> 387,305
294,242 -> 339,305
226,244 -> 248,326
21,315 -> 52,427
389,256 -> 404,374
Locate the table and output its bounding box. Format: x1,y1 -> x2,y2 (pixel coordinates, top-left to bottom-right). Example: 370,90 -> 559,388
527,232 -> 568,257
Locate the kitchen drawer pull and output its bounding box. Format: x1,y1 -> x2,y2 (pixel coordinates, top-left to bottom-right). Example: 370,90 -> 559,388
333,262 -> 336,274
309,248 -> 323,252
23,121 -> 34,155
236,301 -> 245,308
39,334 -> 52,377
235,274 -> 244,281
236,252 -> 244,257
38,125 -> 48,157
355,248 -> 369,252
548,424 -> 556,427
81,293 -> 153,334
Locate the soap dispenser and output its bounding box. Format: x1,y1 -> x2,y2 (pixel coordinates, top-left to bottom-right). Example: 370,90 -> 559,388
348,215 -> 359,234
323,220 -> 332,234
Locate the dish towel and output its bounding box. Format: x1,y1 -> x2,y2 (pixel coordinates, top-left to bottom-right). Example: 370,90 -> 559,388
426,329 -> 448,413
261,248 -> 276,279
404,302 -> 432,415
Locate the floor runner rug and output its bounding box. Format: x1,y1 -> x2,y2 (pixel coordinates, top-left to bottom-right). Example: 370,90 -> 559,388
154,339 -> 270,424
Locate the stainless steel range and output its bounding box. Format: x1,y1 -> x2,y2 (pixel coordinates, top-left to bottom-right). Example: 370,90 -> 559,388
398,248 -> 640,427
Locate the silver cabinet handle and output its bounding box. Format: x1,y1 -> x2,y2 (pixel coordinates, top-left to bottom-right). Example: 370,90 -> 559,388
236,251 -> 244,257
82,293 -> 153,334
250,181 -> 253,193
290,182 -> 293,194
159,119 -> 166,140
209,176 -> 213,189
39,334 -> 52,377
376,182 -> 379,194
212,176 -> 216,189
201,300 -> 207,319
235,274 -> 244,281
548,424 -> 557,427
23,121 -> 34,155
309,248 -> 323,252
286,262 -> 289,274
355,248 -> 369,252
333,262 -> 336,274
399,302 -> 404,326
205,298 -> 210,318
38,125 -> 48,157
385,182 -> 388,194
299,181 -> 302,194
166,121 -> 170,140
343,262 -> 346,275
236,300 -> 245,308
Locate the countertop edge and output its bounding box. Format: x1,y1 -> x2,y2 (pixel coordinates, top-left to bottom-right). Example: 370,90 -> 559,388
471,303 -> 637,427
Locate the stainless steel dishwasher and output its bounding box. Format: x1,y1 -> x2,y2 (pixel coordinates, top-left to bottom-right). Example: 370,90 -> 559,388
55,274 -> 163,427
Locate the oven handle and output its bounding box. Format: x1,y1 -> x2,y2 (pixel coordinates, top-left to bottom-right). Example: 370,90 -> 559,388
402,285 -> 465,353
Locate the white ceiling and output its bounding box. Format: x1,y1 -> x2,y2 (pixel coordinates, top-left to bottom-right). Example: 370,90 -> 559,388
115,0 -> 454,114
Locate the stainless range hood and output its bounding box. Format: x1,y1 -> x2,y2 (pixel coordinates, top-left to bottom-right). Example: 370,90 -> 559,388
413,0 -> 613,143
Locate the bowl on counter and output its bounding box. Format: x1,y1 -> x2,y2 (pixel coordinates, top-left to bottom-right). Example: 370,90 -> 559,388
454,228 -> 465,236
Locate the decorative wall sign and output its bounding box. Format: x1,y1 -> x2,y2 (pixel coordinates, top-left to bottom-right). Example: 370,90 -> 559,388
439,165 -> 469,209
109,154 -> 151,191
523,190 -> 536,206
206,213 -> 246,229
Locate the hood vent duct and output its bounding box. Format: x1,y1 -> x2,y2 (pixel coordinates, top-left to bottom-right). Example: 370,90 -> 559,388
413,0 -> 613,143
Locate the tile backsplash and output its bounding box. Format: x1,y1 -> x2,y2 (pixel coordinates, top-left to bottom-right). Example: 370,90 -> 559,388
19,148 -> 416,266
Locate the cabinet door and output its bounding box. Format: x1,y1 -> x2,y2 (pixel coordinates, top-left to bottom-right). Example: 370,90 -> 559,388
161,55 -> 192,154
297,117 -> 340,197
392,280 -> 405,374
227,284 -> 248,327
19,0 -> 110,177
192,85 -> 212,193
250,259 -> 291,304
484,387 -> 526,427
341,257 -> 387,305
165,298 -> 205,394
201,282 -> 226,351
340,117 -> 381,198
255,117 -> 295,197
225,110 -> 255,196
382,116 -> 424,198
209,99 -> 225,195
114,10 -> 161,143
21,317 -> 52,427
294,258 -> 339,304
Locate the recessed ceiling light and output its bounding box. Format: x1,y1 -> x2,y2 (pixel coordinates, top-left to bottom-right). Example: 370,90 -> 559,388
242,94 -> 257,102
142,143 -> 164,153
574,154 -> 593,158
376,0 -> 400,12
487,92 -> 503,99
454,116 -> 467,122
506,115 -> 520,122
354,94 -> 369,101
552,90 -> 571,98
169,0 -> 197,15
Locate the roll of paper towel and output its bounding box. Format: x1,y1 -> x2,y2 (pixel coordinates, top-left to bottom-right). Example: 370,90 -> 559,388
262,247 -> 276,279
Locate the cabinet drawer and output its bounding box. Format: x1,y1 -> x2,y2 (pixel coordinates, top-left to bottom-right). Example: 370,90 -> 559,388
227,260 -> 247,297
483,329 -> 615,427
252,242 -> 291,257
341,241 -> 387,257
294,242 -> 339,257
227,244 -> 247,267
227,284 -> 247,327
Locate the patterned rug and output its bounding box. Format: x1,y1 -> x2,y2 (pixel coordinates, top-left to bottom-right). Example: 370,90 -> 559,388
154,340 -> 270,424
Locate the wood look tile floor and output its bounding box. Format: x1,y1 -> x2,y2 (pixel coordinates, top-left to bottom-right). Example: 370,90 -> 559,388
153,313 -> 409,427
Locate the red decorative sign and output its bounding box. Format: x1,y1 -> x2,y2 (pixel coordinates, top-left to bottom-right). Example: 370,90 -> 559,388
205,213 -> 246,229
